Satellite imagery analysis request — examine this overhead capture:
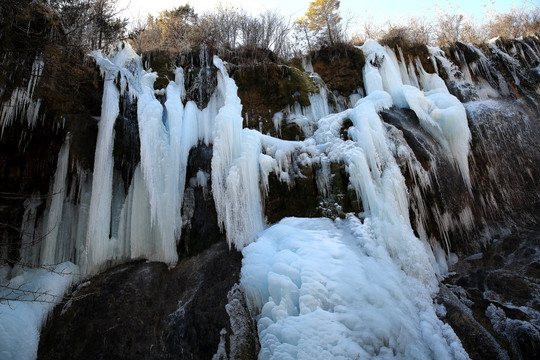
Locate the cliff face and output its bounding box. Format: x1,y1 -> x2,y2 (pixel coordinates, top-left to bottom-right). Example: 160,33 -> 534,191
1,5 -> 540,358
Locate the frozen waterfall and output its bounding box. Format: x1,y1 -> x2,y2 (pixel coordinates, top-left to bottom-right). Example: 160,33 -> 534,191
0,39 -> 487,360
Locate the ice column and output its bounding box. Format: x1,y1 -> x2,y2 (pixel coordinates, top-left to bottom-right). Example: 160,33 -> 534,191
40,135 -> 70,266
136,71 -> 178,266
85,44 -> 140,274
211,56 -> 247,248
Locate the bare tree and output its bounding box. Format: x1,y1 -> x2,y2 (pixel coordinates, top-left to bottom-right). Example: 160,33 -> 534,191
406,16 -> 435,45
295,16 -> 315,52
127,15 -> 148,53
437,12 -> 464,47
48,0 -> 127,50
239,13 -> 263,48
484,3 -> 540,39
460,17 -> 485,44
258,11 -> 292,58
356,15 -> 385,43
201,4 -> 244,50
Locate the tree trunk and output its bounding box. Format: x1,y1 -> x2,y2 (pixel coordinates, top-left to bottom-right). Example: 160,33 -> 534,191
326,17 -> 334,47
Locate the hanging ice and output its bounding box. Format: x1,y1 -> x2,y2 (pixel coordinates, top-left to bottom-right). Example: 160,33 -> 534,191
40,135 -> 70,266
136,71 -> 178,266
361,40 -> 472,190
85,44 -> 141,274
0,55 -> 44,137
210,56 -> 305,249
81,45 -> 201,273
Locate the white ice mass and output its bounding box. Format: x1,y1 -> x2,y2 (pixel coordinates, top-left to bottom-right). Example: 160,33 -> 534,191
241,217 -> 468,359
0,262 -> 79,360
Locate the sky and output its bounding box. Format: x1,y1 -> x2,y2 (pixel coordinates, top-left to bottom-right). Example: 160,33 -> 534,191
118,0 -> 536,30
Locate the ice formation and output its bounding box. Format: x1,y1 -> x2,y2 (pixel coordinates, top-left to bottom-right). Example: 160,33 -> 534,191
83,45 -> 207,272
240,70 -> 469,357
211,56 -> 304,249
241,218 -> 468,359
40,135 -> 70,266
360,40 -> 472,189
0,262 -> 79,360
6,36 -> 525,360
0,55 -> 44,137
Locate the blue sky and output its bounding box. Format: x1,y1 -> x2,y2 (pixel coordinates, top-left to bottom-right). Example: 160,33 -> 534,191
119,0 -> 536,28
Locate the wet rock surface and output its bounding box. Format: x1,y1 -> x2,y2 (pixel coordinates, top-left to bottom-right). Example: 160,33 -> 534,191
38,240 -> 247,360
180,144 -> 221,256
438,226 -> 540,360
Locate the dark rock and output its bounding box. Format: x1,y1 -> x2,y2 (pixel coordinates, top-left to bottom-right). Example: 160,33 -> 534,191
447,81 -> 479,103
379,108 -> 434,170
437,285 -> 510,360
113,96 -> 140,193
280,122 -> 305,141
340,118 -> 353,141
180,144 -> 222,256
310,45 -> 365,96
264,164 -> 321,224
441,227 -> 540,360
38,241 -> 247,360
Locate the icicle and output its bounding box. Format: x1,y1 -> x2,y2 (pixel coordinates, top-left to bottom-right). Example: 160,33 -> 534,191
40,134 -> 70,266
85,44 -> 140,274
84,68 -> 119,273
211,56 -> 251,248
174,67 -> 187,101
136,71 -> 178,267
190,170 -> 210,198
0,55 -> 44,137
165,77 -> 186,237
306,75 -> 331,121
19,191 -> 42,265
272,111 -> 283,136
361,40 -> 472,191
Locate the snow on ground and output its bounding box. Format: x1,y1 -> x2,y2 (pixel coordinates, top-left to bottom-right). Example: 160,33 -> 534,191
0,263 -> 79,360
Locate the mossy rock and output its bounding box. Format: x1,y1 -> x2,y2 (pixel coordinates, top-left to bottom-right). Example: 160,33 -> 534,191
287,57 -> 305,72
278,65 -> 318,107
264,164 -> 320,224
231,64 -> 318,133
142,51 -> 177,90
330,162 -> 361,214
311,45 -> 365,96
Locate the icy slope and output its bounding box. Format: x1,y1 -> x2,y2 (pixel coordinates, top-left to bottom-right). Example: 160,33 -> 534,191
242,217 -> 467,359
